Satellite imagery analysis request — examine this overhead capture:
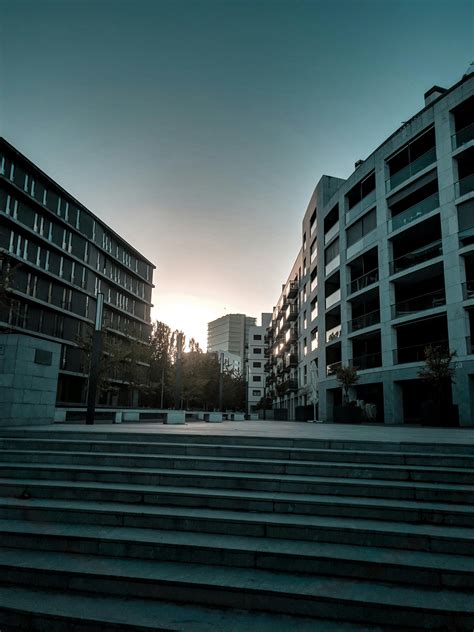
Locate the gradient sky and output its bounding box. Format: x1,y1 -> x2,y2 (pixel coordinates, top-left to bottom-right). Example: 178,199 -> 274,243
1,0 -> 473,346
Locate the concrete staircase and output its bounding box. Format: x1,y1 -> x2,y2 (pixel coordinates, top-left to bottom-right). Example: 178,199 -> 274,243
0,428 -> 473,631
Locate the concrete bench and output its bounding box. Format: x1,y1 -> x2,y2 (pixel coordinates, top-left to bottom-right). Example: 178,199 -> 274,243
204,413 -> 223,423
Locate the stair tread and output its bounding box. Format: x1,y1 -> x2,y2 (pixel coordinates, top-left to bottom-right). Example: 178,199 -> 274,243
0,448 -> 471,474
0,584 -> 382,631
0,475 -> 473,512
1,546 -> 473,612
1,518 -> 473,573
1,496 -> 473,540
1,462 -> 473,492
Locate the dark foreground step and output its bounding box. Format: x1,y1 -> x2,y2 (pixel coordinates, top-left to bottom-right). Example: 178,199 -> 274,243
0,448 -> 472,484
1,437 -> 474,468
2,462 -> 474,506
1,427 -> 472,455
0,547 -> 473,630
1,519 -> 473,589
1,497 -> 474,555
1,476 -> 473,527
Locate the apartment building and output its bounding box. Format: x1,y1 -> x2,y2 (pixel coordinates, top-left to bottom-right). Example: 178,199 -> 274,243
0,138 -> 155,406
266,65 -> 474,426
247,312 -> 271,413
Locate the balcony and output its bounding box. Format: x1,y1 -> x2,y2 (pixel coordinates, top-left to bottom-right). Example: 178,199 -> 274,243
349,309 -> 380,332
452,122 -> 474,150
285,304 -> 298,321
325,254 -> 340,277
346,189 -> 376,225
286,379 -> 298,392
389,192 -> 439,233
392,289 -> 445,318
326,360 -> 342,376
287,281 -> 298,299
285,327 -> 297,345
387,146 -> 437,191
325,288 -> 341,309
393,339 -> 448,364
390,240 -> 442,275
324,221 -> 340,245
463,281 -> 474,300
326,324 -> 341,344
311,304 -> 318,321
349,352 -> 382,370
348,268 -> 379,295
455,174 -> 474,199
284,353 -> 298,369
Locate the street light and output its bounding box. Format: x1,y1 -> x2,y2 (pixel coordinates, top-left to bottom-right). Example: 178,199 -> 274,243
86,292 -> 104,425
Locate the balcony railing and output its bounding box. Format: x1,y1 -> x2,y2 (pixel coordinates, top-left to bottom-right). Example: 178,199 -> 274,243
463,281 -> 474,300
284,353 -> 298,369
324,221 -> 340,245
390,240 -> 442,274
455,174 -> 474,198
349,352 -> 382,370
325,288 -> 341,309
310,277 -> 318,293
326,360 -> 342,376
311,305 -> 318,321
349,309 -> 380,332
287,281 -> 298,299
388,192 -> 439,233
392,289 -> 445,318
386,146 -> 437,191
326,324 -> 342,344
346,189 -> 376,224
325,255 -> 340,277
452,122 -> 474,150
285,304 -> 298,321
348,268 -> 379,295
393,339 -> 448,364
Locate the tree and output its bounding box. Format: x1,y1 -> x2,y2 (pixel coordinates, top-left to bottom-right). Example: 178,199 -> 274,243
418,344 -> 456,423
334,364 -> 359,405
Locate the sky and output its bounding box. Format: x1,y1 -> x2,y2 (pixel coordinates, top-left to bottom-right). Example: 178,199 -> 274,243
1,0 -> 473,347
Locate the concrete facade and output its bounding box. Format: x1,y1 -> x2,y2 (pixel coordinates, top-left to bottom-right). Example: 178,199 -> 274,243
246,312 -> 271,413
0,138 -> 154,407
266,68 -> 474,425
0,333 -> 60,426
207,313 -> 256,365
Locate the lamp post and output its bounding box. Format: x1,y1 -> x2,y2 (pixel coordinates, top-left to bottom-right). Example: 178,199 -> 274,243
309,359 -> 319,422
218,352 -> 224,412
86,292 -> 104,425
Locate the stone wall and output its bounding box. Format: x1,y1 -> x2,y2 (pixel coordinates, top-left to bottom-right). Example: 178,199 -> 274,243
0,333 -> 60,427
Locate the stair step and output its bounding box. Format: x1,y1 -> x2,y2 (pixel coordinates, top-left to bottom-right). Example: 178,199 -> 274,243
0,584 -> 384,632
1,437 -> 473,467
1,462 -> 473,504
1,519 -> 472,588
1,497 -> 473,555
0,448 -> 471,484
0,547 -> 473,629
0,475 -> 473,526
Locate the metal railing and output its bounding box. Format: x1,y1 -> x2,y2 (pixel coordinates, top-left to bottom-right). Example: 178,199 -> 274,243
393,339 -> 448,364
392,289 -> 445,318
455,174 -> 474,198
386,146 -> 437,191
389,192 -> 439,233
390,240 -> 442,274
452,122 -> 474,150
349,309 -> 380,332
348,268 -> 379,295
324,221 -> 340,245
349,352 -> 382,370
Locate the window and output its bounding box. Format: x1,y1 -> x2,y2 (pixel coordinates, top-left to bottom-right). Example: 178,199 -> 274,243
253,334 -> 262,340
252,390 -> 261,397
347,209 -> 376,246
253,361 -> 262,368
254,347 -> 262,354
253,375 -> 262,382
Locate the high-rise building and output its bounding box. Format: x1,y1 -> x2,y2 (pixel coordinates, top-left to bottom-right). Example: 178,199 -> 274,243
246,312 -> 271,413
207,313 -> 256,364
0,138 -> 155,406
266,65 -> 474,426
